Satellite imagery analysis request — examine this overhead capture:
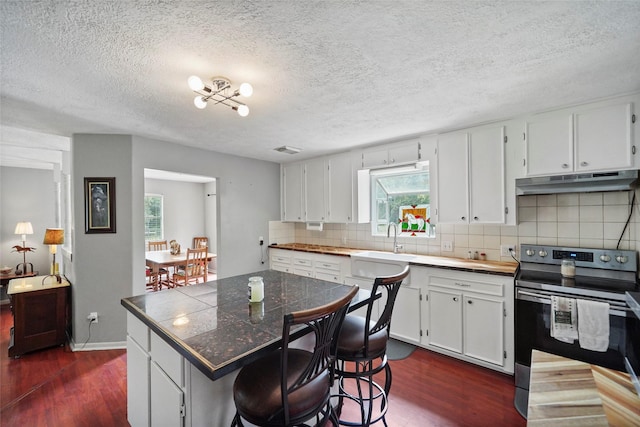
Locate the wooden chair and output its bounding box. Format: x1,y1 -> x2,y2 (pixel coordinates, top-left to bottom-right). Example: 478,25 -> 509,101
193,236 -> 208,249
146,240 -> 169,291
333,266 -> 410,427
170,247 -> 208,287
232,285 -> 358,427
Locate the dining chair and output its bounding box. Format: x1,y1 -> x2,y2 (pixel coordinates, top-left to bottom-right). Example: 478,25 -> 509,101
146,240 -> 170,291
333,266 -> 410,427
231,285 -> 359,427
192,236 -> 208,249
170,247 -> 208,287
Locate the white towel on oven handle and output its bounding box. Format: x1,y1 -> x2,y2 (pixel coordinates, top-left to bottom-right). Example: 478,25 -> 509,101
577,299 -> 610,352
550,295 -> 578,343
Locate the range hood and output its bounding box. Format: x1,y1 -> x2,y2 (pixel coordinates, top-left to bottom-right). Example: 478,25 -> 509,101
516,170 -> 639,195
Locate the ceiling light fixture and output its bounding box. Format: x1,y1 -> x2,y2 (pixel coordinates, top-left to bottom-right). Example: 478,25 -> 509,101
188,75 -> 253,117
274,146 -> 302,155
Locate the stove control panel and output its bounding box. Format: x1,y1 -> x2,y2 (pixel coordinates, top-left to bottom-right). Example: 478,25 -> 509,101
520,244 -> 637,272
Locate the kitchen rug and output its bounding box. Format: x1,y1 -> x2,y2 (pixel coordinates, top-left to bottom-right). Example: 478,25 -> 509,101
387,338 -> 416,360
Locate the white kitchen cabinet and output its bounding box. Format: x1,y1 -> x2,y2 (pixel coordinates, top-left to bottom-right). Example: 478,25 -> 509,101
282,162 -> 304,221
270,249 -> 292,273
361,139 -> 421,168
436,125 -> 505,224
463,294 -> 504,366
127,335 -> 151,427
292,256 -> 314,277
344,275 -> 379,321
525,98 -> 635,176
389,284 -> 421,344
415,266 -> 514,374
150,362 -> 185,427
426,287 -> 462,353
326,154 -> 354,223
304,158 -> 326,222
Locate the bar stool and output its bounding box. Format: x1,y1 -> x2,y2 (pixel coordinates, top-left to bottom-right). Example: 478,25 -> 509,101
333,266 -> 410,427
231,285 -> 358,427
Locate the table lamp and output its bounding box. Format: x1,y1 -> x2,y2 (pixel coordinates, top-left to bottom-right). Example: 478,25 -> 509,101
14,221 -> 34,274
43,228 -> 64,283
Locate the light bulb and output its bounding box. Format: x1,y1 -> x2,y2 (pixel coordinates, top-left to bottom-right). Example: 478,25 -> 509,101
188,75 -> 205,91
237,104 -> 250,117
239,83 -> 253,97
194,96 -> 207,109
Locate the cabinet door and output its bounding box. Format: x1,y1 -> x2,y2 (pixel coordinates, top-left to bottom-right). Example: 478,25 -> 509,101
305,158 -> 326,222
344,276 -> 379,321
150,362 -> 185,427
127,336 -> 151,427
282,163 -> 303,221
436,132 -> 469,224
427,288 -> 462,353
469,126 -> 505,223
575,102 -> 634,172
362,148 -> 389,168
463,295 -> 504,367
390,285 -> 421,344
525,113 -> 573,176
327,154 -> 353,222
388,140 -> 420,165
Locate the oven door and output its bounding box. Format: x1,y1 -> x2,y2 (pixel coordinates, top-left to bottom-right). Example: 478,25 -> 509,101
515,288 -> 628,373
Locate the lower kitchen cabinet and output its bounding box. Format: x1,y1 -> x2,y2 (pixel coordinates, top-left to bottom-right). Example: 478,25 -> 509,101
389,284 -> 421,344
415,266 -> 514,374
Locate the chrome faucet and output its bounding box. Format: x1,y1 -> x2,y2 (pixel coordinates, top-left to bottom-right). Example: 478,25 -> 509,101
387,222 -> 402,253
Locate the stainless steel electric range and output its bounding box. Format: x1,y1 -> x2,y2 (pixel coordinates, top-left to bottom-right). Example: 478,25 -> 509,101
513,244 -> 639,418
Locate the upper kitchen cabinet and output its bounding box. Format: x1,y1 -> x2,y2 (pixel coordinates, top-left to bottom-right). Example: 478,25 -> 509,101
361,139 -> 421,168
304,157 -> 326,222
326,153 -> 356,223
436,125 -> 506,224
282,162 -> 304,221
525,95 -> 637,176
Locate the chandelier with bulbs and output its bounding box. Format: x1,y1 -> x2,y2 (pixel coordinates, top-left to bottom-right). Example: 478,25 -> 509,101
188,75 -> 253,117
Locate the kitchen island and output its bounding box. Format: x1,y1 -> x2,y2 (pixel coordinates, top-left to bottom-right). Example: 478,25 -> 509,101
121,270 -> 368,427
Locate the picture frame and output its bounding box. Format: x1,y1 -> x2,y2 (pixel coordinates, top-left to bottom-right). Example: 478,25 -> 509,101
84,177 -> 116,234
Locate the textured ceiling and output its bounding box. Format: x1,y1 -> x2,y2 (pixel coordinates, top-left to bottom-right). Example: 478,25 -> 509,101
1,1 -> 640,168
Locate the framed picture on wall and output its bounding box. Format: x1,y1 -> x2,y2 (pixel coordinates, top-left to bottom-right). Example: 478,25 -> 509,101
84,177 -> 116,234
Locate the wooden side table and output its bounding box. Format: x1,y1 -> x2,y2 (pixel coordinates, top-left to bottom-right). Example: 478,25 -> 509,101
7,275 -> 70,358
0,271 -> 38,287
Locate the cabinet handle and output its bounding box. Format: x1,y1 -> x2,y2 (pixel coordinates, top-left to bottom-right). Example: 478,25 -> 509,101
461,216 -> 466,221
390,158 -> 395,163
580,161 -> 588,167
467,300 -> 473,304
473,216 -> 479,221
453,297 -> 459,302
562,163 -> 569,168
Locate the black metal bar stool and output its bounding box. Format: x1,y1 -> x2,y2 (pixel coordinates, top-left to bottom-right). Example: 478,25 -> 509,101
333,266 -> 410,426
231,285 -> 358,427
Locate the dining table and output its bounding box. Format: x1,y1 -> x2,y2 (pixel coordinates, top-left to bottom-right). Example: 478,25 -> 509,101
145,249 -> 216,274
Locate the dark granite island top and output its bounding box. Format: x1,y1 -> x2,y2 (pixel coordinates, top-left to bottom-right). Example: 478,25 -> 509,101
121,269 -> 367,382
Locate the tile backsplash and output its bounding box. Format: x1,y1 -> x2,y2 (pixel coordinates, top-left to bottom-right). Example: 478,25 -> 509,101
269,190 -> 639,262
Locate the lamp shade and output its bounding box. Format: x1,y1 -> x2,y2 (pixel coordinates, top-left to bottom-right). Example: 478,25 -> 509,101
43,228 -> 64,245
14,222 -> 33,235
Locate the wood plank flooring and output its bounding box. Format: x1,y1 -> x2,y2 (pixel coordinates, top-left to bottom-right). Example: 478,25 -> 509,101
0,304 -> 525,426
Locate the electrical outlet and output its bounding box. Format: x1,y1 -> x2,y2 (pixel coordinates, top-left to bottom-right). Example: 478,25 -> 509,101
88,312 -> 98,323
259,236 -> 264,245
442,241 -> 453,252
500,245 -> 515,257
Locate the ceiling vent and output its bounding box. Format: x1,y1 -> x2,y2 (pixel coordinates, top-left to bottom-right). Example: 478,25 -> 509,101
274,146 -> 301,155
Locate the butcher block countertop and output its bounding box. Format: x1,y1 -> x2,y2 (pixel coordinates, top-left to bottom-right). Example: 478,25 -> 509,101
527,350 -> 640,426
269,243 -> 518,276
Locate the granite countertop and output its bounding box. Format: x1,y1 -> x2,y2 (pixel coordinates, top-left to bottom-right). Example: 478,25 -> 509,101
527,350 -> 640,426
121,270 -> 370,381
270,243 -> 518,276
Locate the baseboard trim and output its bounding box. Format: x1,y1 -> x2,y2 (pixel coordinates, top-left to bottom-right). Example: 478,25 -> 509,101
70,340 -> 126,352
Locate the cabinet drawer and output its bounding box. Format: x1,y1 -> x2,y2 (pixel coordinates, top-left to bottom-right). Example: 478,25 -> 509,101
293,268 -> 314,277
127,312 -> 150,351
314,260 -> 340,271
293,258 -> 313,267
150,333 -> 184,387
271,255 -> 291,264
271,263 -> 291,273
429,275 -> 503,297
315,271 -> 341,283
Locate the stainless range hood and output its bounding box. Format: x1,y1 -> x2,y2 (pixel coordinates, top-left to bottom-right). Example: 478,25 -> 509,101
516,170 -> 639,195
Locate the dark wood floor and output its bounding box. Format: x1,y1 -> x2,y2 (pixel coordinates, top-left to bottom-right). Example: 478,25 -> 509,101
1,304 -> 525,426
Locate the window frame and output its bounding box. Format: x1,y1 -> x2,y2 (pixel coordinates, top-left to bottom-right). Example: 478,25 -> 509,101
144,193 -> 164,243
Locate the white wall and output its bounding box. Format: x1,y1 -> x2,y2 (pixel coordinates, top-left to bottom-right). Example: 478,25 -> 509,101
144,178 -> 206,249
0,167 -> 57,300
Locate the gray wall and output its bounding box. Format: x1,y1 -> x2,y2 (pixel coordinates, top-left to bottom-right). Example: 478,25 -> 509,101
69,134 -> 280,348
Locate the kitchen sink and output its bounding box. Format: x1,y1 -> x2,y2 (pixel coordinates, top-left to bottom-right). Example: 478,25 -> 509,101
350,251 -> 413,282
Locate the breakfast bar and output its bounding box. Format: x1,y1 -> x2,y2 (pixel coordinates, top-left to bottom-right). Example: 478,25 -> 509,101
121,270 -> 368,426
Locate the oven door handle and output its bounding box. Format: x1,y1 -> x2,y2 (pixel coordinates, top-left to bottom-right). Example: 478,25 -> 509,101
516,289 -> 632,317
